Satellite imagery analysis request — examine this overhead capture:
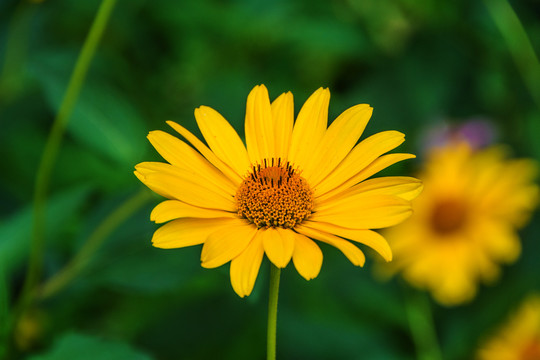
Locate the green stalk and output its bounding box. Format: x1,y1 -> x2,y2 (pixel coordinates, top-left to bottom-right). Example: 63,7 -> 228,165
404,290 -> 443,360
483,0 -> 540,108
21,0 -> 117,308
267,264 -> 281,360
40,189 -> 152,299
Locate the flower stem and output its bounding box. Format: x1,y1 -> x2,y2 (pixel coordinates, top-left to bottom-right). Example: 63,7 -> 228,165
267,264 -> 281,360
39,189 -> 152,300
21,0 -> 117,309
404,289 -> 443,360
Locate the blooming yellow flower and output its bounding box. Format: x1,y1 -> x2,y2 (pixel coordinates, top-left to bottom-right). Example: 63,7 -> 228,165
135,85 -> 421,297
477,295 -> 540,360
383,142 -> 538,305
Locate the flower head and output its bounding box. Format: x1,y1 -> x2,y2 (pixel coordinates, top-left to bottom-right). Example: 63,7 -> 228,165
383,142 -> 539,305
135,85 -> 421,297
477,295 -> 540,360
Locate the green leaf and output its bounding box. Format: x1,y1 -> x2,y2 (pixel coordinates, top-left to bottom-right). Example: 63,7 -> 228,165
29,51 -> 147,166
0,186 -> 92,276
91,246 -> 207,294
29,332 -> 153,360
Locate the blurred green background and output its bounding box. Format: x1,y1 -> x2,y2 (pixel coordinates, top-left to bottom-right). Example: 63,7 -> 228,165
1,0 -> 539,359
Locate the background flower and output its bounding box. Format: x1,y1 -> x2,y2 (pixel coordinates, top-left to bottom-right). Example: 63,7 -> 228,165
383,141 -> 538,305
476,294 -> 540,360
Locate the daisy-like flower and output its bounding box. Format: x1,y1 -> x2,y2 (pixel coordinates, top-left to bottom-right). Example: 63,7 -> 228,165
383,142 -> 538,305
477,295 -> 540,360
135,85 -> 421,297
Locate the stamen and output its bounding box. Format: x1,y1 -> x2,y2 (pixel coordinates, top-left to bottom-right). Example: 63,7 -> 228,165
236,158 -> 314,229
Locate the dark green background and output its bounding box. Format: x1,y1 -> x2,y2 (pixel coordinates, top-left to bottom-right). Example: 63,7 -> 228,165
1,0 -> 539,359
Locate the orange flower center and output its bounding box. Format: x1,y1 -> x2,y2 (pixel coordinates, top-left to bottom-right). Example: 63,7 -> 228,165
236,159 -> 314,229
430,199 -> 468,235
521,338 -> 540,360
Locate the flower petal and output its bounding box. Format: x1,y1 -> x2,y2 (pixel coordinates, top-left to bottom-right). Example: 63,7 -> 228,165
303,104 -> 373,184
230,230 -> 265,297
195,106 -> 251,177
316,153 -> 416,202
150,200 -> 236,223
271,92 -> 294,160
262,227 -> 295,268
147,130 -> 237,195
476,220 -> 521,263
291,232 -> 323,280
312,194 -> 412,229
295,225 -> 365,266
302,221 -> 392,261
135,162 -> 236,211
245,85 -> 274,163
201,221 -> 258,268
315,130 -> 406,196
166,120 -> 242,185
288,88 -> 330,171
319,176 -> 423,206
152,218 -> 238,249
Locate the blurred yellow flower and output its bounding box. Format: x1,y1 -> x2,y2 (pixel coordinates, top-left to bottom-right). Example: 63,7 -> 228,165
135,85 -> 421,297
477,295 -> 540,360
384,142 -> 538,305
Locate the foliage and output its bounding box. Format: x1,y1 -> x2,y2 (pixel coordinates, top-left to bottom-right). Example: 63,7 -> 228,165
0,0 -> 539,359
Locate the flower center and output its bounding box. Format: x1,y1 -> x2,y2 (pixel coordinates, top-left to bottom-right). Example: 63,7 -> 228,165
236,159 -> 314,229
430,199 -> 468,235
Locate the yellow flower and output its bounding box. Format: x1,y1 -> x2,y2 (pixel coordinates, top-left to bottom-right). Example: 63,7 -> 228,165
383,142 -> 539,305
477,295 -> 540,360
135,85 -> 421,297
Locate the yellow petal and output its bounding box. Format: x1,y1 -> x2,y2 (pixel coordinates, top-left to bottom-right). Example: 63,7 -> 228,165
166,120 -> 242,185
271,92 -> 294,160
288,88 -> 330,172
152,218 -> 237,249
295,225 -> 365,266
476,220 -> 521,263
194,106 -> 251,177
311,195 -> 412,229
230,230 -> 265,297
147,130 -> 236,195
317,153 -> 416,202
302,221 -> 392,261
134,170 -> 170,199
150,200 -> 236,223
262,227 -> 295,268
245,85 -> 274,162
303,104 -> 373,184
319,176 -> 423,206
291,232 -> 323,280
201,221 -> 258,268
135,162 -> 236,211
315,131 -> 406,196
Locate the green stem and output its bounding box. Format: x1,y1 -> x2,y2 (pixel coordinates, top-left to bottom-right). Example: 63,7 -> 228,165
404,290 -> 443,360
21,0 -> 117,309
267,264 -> 281,360
40,189 -> 152,299
483,0 -> 540,108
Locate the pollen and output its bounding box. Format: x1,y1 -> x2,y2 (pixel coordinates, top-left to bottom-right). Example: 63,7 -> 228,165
236,158 -> 314,229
